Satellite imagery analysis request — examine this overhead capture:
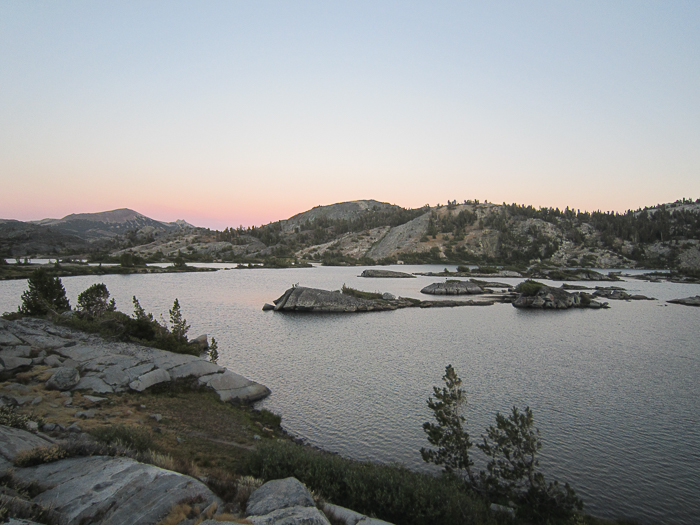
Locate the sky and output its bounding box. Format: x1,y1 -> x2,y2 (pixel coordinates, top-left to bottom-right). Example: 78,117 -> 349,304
1,1 -> 699,230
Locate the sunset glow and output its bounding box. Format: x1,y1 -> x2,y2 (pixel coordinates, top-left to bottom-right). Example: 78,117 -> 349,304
2,2 -> 698,229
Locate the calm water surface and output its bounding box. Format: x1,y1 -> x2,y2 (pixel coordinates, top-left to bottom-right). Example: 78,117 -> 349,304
1,265 -> 698,524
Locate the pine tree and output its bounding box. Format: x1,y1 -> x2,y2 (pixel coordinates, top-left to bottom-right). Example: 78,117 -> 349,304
169,299 -> 190,341
421,365 -> 475,482
208,337 -> 219,364
19,268 -> 70,315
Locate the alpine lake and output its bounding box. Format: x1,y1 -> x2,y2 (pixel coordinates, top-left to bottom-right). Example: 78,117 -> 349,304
1,263 -> 698,525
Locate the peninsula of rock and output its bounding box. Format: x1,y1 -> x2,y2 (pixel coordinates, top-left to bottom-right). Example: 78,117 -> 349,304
0,317 -> 270,403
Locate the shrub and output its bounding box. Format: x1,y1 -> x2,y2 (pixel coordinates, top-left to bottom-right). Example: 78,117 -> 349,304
515,280 -> 544,296
89,424 -> 155,452
169,299 -> 190,341
0,406 -> 33,430
208,337 -> 219,364
77,283 -> 116,318
340,285 -> 383,301
456,265 -> 471,273
14,445 -> 70,467
19,268 -> 70,315
245,440 -> 495,525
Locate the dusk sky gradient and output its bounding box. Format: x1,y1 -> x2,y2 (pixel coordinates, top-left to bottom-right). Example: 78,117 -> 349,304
2,1 -> 699,229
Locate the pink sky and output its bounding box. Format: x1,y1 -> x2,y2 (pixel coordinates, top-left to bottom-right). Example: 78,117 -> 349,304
2,2 -> 698,230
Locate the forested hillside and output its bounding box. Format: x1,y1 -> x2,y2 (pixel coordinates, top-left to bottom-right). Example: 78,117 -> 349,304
2,199 -> 699,272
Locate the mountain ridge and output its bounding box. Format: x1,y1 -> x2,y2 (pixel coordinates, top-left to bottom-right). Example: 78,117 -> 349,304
2,198 -> 699,271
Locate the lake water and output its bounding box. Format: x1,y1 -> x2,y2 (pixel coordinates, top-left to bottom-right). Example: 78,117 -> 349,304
1,265 -> 699,525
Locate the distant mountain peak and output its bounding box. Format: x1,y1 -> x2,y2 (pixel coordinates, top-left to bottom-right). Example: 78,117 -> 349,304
58,208 -> 146,224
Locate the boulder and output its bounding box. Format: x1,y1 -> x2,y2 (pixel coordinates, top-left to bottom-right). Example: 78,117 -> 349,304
46,367 -> 80,391
129,368 -> 171,392
190,334 -> 209,350
0,425 -> 53,464
360,269 -> 415,278
249,506 -> 331,525
43,354 -> 63,367
13,455 -> 221,525
0,356 -> 33,371
247,477 -> 316,516
323,503 -> 395,525
168,360 -> 221,380
421,281 -> 484,295
0,332 -> 23,346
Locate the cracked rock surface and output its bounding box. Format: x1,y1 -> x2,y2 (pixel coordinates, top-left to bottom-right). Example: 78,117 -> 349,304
0,317 -> 269,403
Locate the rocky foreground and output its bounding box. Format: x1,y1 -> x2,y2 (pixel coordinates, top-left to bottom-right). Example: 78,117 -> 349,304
0,423 -> 391,525
0,317 -> 269,404
0,317 -> 395,525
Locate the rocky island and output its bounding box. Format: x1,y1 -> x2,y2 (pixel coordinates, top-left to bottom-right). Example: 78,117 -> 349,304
359,269 -> 415,278
512,285 -> 609,309
667,295 -> 700,307
266,286 -> 498,312
421,280 -> 487,295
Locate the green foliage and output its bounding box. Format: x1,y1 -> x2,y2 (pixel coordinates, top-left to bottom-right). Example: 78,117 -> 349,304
515,280 -> 545,296
477,406 -> 541,494
56,295 -> 199,356
14,444 -> 71,467
208,337 -> 219,364
245,440 -> 496,525
250,408 -> 282,429
77,283 -> 116,318
90,424 -> 155,453
120,252 -> 134,267
423,366 -> 583,523
0,406 -> 33,430
421,365 -> 475,482
19,268 -> 70,315
478,406 -> 582,522
172,255 -> 187,268
341,284 -> 383,300
132,296 -> 152,322
456,265 -> 471,273
169,299 -> 190,341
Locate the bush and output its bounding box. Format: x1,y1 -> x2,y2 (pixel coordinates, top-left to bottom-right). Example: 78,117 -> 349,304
245,440 -> 496,525
77,283 -> 116,318
89,424 -> 154,452
19,268 -> 70,315
515,280 -> 544,296
341,285 -> 383,301
14,445 -> 71,467
0,406 -> 33,430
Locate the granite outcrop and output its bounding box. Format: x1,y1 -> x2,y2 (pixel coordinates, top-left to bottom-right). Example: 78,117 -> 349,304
0,317 -> 269,403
